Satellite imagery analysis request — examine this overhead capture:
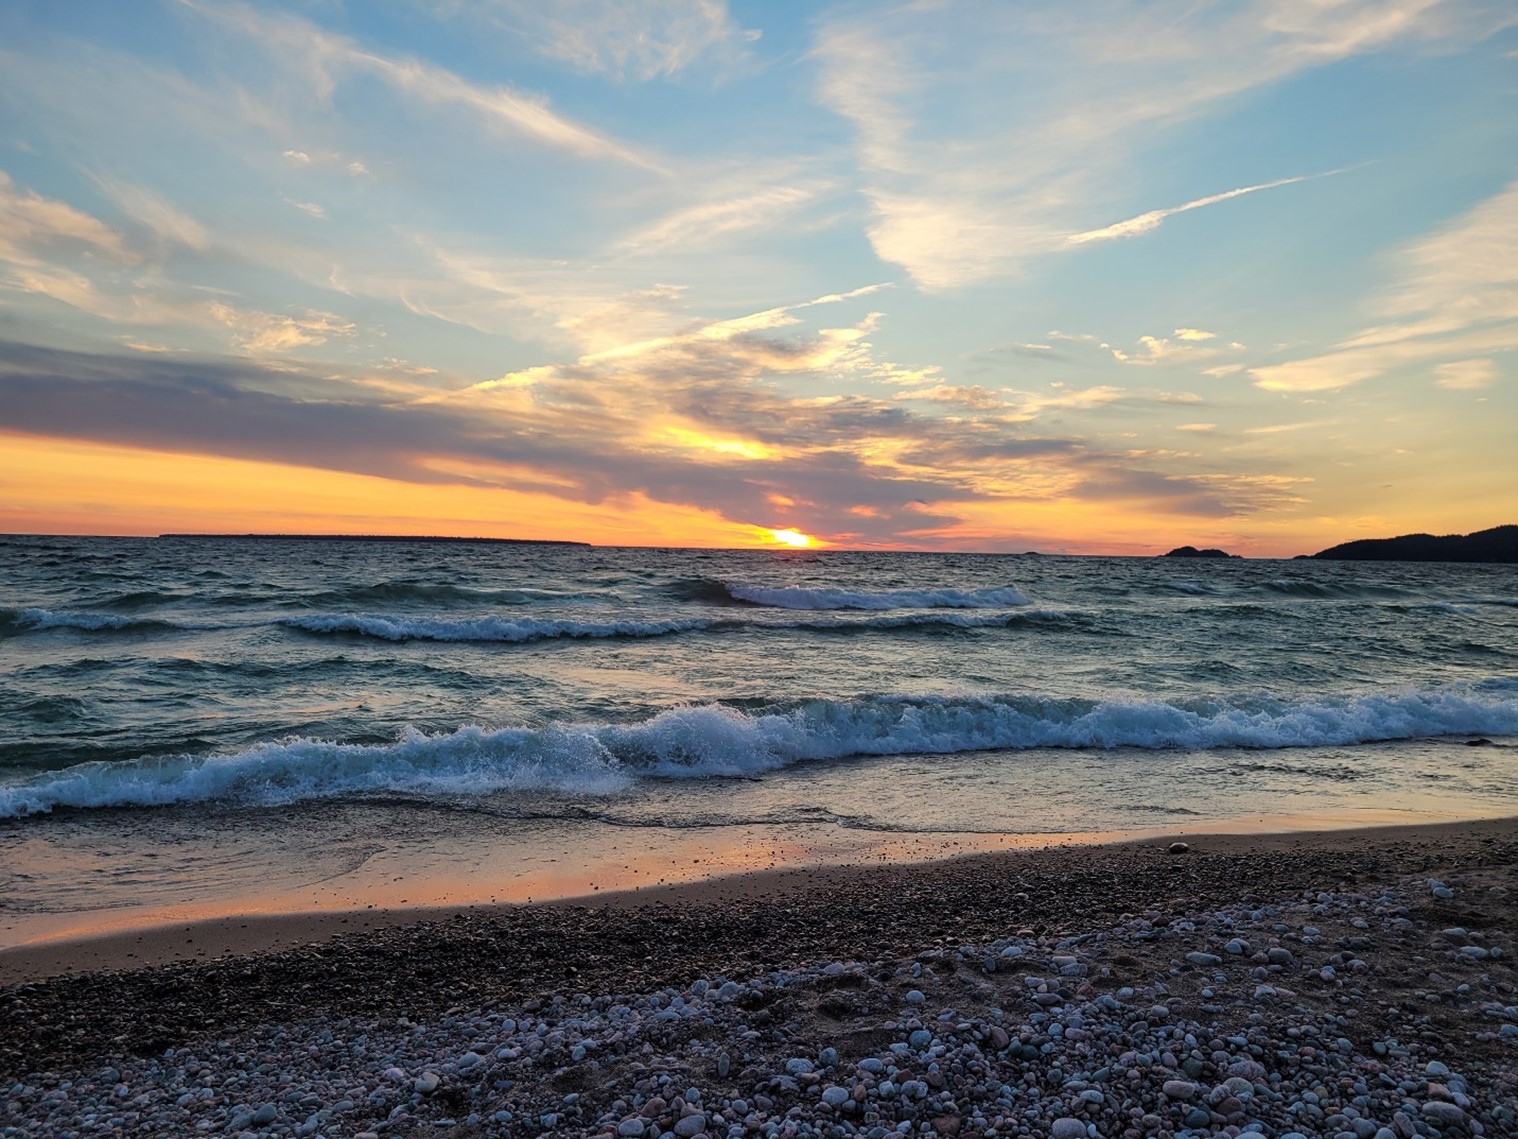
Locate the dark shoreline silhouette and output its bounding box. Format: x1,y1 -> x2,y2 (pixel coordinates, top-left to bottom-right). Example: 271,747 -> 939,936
1307,525 -> 1517,563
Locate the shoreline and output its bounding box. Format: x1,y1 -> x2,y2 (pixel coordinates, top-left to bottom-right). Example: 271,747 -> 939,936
6,815 -> 1518,1134
4,814 -> 1514,989
7,807 -> 1509,984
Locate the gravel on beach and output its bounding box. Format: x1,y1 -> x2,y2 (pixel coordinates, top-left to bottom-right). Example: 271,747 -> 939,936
4,823 -> 1518,1138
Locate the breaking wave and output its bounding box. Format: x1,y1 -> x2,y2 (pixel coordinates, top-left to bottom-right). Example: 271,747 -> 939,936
0,607 -> 183,636
301,583 -> 602,607
280,609 -> 1069,643
4,682 -> 1513,817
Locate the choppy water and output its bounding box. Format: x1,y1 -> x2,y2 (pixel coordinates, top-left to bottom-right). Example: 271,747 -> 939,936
2,535 -> 1516,924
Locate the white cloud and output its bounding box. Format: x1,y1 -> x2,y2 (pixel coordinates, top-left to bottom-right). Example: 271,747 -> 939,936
1110,334 -> 1224,367
0,169 -> 135,266
619,182 -> 825,254
92,176 -> 210,251
813,1 -> 1511,290
1435,358 -> 1498,390
1252,179 -> 1518,391
207,302 -> 357,354
1068,174 -> 1326,245
451,0 -> 758,81
187,0 -> 661,170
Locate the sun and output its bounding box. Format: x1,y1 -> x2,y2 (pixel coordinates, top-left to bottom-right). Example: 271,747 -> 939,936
768,528 -> 814,548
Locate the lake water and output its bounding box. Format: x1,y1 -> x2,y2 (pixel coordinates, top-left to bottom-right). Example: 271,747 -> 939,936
2,536 -> 1515,942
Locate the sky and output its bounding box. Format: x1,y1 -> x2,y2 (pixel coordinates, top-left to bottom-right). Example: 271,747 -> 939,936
0,0 -> 1515,555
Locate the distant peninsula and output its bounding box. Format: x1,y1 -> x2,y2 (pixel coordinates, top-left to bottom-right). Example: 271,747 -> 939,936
159,533 -> 592,548
1308,525 -> 1517,563
1162,546 -> 1240,559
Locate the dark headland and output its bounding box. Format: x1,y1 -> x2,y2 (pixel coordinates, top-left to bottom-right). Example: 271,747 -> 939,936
158,533 -> 592,548
1162,545 -> 1240,559
1306,524 -> 1518,563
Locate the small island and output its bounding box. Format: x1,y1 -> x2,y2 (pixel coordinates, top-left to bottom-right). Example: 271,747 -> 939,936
1309,525 -> 1517,563
1162,545 -> 1240,559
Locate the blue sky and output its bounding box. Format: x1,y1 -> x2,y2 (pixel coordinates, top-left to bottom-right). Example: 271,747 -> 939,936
0,0 -> 1515,552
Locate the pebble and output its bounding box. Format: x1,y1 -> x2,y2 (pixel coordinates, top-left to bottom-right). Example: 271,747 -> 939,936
1421,1101 -> 1465,1125
8,868 -> 1518,1139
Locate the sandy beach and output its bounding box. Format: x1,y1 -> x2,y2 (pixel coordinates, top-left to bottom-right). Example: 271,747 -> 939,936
6,818 -> 1518,1136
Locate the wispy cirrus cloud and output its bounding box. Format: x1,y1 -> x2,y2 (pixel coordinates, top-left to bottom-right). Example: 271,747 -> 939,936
618,181 -> 829,255
185,0 -> 662,170
814,1 -> 1512,289
1251,178 -> 1518,391
0,171 -> 136,266
1068,172 -> 1333,245
89,175 -> 210,252
435,0 -> 759,82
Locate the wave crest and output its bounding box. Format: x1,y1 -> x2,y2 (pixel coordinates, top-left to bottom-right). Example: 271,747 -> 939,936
0,607 -> 180,635
281,614 -> 710,643
281,609 -> 1069,643
725,583 -> 1032,610
4,683 -> 1513,817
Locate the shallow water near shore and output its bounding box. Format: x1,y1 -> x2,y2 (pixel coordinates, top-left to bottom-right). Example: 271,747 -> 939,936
2,535 -> 1515,946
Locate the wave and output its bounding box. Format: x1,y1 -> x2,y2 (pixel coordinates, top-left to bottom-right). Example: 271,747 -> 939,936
0,607 -> 182,636
724,583 -> 1032,610
301,583 -> 601,608
5,683 -> 1514,817
280,608 -> 1069,643
1259,579 -> 1414,600
665,578 -> 1031,610
281,613 -> 711,643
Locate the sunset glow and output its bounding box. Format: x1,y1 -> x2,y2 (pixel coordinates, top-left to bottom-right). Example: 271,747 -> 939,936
0,2 -> 1512,552
768,529 -> 815,549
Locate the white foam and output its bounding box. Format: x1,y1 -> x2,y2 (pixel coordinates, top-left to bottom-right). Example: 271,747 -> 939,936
725,584 -> 1031,610
7,607 -> 172,632
4,684 -> 1514,817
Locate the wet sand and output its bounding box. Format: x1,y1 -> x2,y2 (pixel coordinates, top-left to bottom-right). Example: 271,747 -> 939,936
5,816 -> 1517,1074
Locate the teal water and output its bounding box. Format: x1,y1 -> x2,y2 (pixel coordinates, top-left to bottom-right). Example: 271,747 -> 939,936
1,535 -> 1516,927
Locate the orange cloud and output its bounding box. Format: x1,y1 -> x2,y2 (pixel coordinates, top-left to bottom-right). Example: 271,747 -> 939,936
0,432 -> 792,549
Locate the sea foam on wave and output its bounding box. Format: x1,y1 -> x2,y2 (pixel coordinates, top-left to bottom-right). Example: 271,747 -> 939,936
3,683 -> 1514,817
0,607 -> 181,634
280,608 -> 1066,643
725,584 -> 1031,610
